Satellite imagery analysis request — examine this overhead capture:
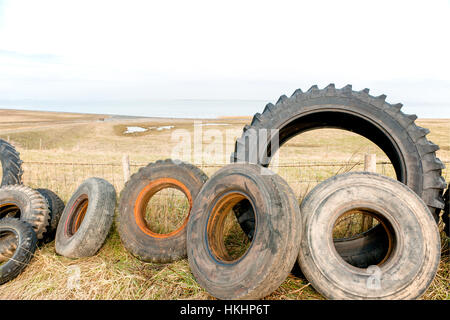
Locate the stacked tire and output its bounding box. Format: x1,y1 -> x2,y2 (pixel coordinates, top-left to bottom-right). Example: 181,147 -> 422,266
0,139 -> 69,284
0,140 -> 44,284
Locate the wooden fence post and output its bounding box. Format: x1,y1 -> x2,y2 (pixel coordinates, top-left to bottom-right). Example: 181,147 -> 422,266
364,153 -> 376,173
362,154 -> 377,231
122,155 -> 130,183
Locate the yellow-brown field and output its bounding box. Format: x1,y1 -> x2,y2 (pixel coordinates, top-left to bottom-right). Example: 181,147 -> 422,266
0,109 -> 448,300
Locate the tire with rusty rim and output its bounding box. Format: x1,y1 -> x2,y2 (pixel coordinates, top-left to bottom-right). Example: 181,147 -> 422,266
231,84 -> 446,267
55,178 -> 116,258
0,185 -> 50,240
0,217 -> 37,285
187,163 -> 302,300
297,172 -> 441,300
36,188 -> 65,242
0,139 -> 23,187
117,159 -> 208,263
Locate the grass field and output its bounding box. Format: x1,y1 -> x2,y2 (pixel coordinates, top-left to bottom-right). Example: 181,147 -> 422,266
0,109 -> 449,300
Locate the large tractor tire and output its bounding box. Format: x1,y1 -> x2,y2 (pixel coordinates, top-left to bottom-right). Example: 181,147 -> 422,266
0,139 -> 23,187
231,84 -> 446,267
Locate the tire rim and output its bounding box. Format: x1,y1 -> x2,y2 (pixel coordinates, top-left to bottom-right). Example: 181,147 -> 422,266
206,192 -> 255,264
134,178 -> 192,238
65,195 -> 89,237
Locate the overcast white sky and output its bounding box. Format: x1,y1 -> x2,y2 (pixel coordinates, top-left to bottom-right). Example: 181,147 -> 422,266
0,0 -> 449,118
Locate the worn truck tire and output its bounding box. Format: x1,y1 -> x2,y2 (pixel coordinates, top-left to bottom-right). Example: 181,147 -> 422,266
36,188 -> 65,242
231,84 -> 446,267
117,159 -> 208,263
297,172 -> 441,300
0,185 -> 50,240
0,139 -> 23,187
0,218 -> 37,285
55,178 -> 116,258
187,163 -> 302,300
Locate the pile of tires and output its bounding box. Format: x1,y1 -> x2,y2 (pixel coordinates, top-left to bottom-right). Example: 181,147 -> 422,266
0,139 -> 65,284
1,84 -> 447,301
221,84 -> 446,299
113,84 -> 446,300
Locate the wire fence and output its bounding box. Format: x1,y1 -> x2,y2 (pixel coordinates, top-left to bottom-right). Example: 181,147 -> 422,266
21,158 -> 449,203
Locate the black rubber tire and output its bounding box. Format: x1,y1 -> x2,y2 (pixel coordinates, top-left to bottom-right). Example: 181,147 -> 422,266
233,201 -> 389,269
333,225 -> 389,268
0,218 -> 37,285
0,232 -> 16,262
297,172 -> 441,300
231,84 -> 446,218
36,188 -> 65,242
117,159 -> 208,263
443,188 -> 449,236
0,185 -> 50,240
187,163 -> 302,300
55,177 -> 116,258
0,139 -> 23,187
231,84 -> 446,267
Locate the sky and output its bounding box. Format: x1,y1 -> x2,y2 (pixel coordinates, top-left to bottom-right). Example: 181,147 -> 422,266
0,0 -> 449,118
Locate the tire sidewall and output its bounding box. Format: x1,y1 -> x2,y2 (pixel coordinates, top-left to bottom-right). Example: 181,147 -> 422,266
187,163 -> 301,299
298,172 -> 440,300
256,97 -> 422,196
55,178 -> 116,258
117,162 -> 205,262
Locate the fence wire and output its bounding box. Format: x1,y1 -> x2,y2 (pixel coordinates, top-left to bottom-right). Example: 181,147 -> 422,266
21,160 -> 449,203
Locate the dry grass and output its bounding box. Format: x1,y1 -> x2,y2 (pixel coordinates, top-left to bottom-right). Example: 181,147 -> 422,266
0,109 -> 449,300
145,188 -> 190,234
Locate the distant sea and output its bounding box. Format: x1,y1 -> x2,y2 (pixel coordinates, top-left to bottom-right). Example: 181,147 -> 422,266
0,99 -> 448,119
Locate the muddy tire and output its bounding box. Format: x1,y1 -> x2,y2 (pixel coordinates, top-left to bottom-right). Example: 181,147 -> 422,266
0,185 -> 50,240
117,159 -> 208,263
187,163 -> 302,300
36,188 -> 65,242
297,172 -> 441,300
0,218 -> 37,285
55,178 -> 116,258
0,139 -> 23,187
